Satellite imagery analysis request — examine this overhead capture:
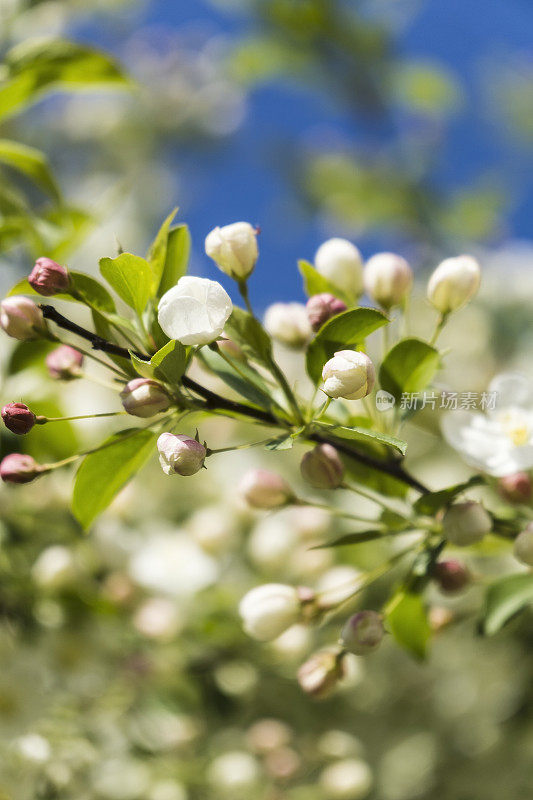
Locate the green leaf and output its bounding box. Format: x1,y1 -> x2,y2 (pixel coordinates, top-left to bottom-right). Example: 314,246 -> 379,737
306,307 -> 388,384
146,208 -> 178,292
386,589 -> 431,660
315,421 -> 407,455
379,338 -> 440,402
198,347 -> 279,411
0,139 -> 60,200
224,307 -> 273,367
150,339 -> 189,384
72,429 -> 157,530
129,352 -> 155,379
413,475 -> 486,516
479,573 -> 533,636
100,253 -> 152,314
264,434 -> 295,451
0,38 -> 130,122
157,224 -> 191,297
298,259 -> 352,305
313,529 -> 386,548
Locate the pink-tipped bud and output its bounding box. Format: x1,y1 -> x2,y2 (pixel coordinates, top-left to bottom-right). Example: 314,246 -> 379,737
0,453 -> 42,484
217,337 -> 246,361
1,402 -> 36,435
297,647 -> 346,699
120,378 -> 170,418
0,296 -> 46,341
239,468 -> 295,509
45,345 -> 83,380
28,257 -> 70,296
340,611 -> 384,655
498,472 -> 532,504
157,432 -> 206,476
300,443 -> 344,489
433,559 -> 471,594
306,293 -> 347,332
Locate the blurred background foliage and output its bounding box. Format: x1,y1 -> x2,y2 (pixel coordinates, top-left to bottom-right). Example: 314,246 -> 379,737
0,0 -> 532,798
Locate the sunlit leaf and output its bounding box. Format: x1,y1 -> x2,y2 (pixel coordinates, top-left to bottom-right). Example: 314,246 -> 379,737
100,253 -> 152,314
379,338 -> 440,402
386,589 -> 431,660
0,139 -> 60,200
479,573 -> 533,636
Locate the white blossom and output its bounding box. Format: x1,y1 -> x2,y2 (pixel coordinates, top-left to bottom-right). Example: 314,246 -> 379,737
315,238 -> 364,299
427,255 -> 480,314
239,583 -> 301,641
158,276 -> 232,345
322,350 -> 375,400
205,221 -> 258,279
363,252 -> 413,309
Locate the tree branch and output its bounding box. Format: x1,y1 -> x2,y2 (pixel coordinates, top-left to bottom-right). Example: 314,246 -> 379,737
40,304 -> 429,494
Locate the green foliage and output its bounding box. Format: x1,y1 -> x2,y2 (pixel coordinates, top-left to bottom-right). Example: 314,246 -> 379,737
413,476 -> 486,515
386,588 -> 431,660
0,139 -> 61,200
306,307 -> 388,384
479,573 -> 533,636
314,421 -> 406,455
225,307 -> 273,368
156,224 -> 191,297
298,259 -> 352,305
99,253 -> 153,315
379,338 -> 440,402
198,346 -> 280,411
72,429 -> 158,530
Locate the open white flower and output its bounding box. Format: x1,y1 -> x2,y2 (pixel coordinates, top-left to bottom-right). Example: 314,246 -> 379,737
158,276 -> 232,346
442,373 -> 533,476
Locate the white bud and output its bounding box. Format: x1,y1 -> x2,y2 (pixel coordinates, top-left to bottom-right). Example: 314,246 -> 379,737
205,221 -> 258,279
239,468 -> 294,509
513,524 -> 533,566
427,255 -> 480,314
157,433 -> 206,476
363,252 -> 413,309
320,758 -> 373,800
239,583 -> 302,640
264,302 -> 312,347
0,296 -> 46,340
158,276 -> 232,346
322,350 -> 375,400
315,238 -> 364,299
120,378 -> 170,417
442,501 -> 491,546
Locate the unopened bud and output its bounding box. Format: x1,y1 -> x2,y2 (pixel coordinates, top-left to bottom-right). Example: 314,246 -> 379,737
205,221 -> 258,280
120,378 -> 170,418
239,583 -> 302,641
217,337 -> 246,361
264,302 -> 312,348
442,501 -> 491,546
433,559 -> 471,593
498,472 -> 532,504
306,293 -> 347,332
1,402 -> 36,435
0,296 -> 46,341
427,255 -> 480,314
28,257 -> 70,296
157,432 -> 206,476
322,350 -> 375,400
239,468 -> 294,509
314,238 -> 364,299
340,611 -> 384,655
297,647 -> 346,699
513,523 -> 533,566
0,453 -> 43,484
300,443 -> 344,489
45,345 -> 83,380
363,252 -> 413,309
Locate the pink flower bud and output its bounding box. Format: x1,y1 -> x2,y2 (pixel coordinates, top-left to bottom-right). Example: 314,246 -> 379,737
297,647 -> 346,699
306,294 -> 347,332
239,469 -> 294,509
45,345 -> 83,380
433,559 -> 471,593
1,402 -> 36,435
300,443 -> 344,489
28,257 -> 70,296
498,472 -> 532,504
157,432 -> 206,476
120,378 -> 170,418
340,611 -> 384,655
0,453 -> 42,484
0,296 -> 46,341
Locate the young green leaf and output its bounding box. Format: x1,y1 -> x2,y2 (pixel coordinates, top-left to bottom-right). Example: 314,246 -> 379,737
298,259 -> 352,305
314,421 -> 407,455
146,208 -> 178,292
313,529 -> 386,548
100,253 -> 153,314
150,339 -> 189,384
0,139 -> 61,200
157,224 -> 191,298
306,307 -> 388,384
386,589 -> 431,660
478,573 -> 533,636
413,475 -> 486,515
224,307 -> 273,367
379,338 -> 440,402
72,429 -> 157,530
